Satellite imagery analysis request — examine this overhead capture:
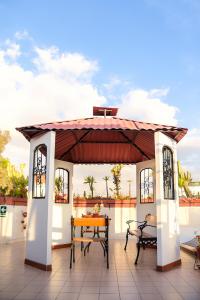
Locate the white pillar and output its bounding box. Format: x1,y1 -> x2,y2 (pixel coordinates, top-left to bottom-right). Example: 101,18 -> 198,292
25,131 -> 55,271
52,160 -> 74,248
155,132 -> 181,271
136,160 -> 156,237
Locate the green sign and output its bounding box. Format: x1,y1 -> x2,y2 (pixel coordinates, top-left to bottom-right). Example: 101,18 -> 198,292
0,205 -> 7,217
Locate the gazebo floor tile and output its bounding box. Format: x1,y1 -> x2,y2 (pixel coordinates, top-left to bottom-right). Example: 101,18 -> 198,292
0,240 -> 199,300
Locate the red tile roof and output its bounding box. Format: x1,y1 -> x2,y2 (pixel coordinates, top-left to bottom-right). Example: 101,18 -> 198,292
16,117 -> 187,164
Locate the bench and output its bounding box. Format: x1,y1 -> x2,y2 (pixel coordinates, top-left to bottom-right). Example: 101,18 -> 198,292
124,214 -> 157,264
181,238 -> 200,270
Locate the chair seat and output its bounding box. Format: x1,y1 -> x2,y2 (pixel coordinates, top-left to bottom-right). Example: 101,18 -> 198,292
73,237 -> 93,243
129,229 -> 154,238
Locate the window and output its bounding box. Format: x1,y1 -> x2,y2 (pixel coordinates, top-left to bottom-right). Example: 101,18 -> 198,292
32,144 -> 47,198
140,168 -> 154,203
163,146 -> 174,199
55,168 -> 69,204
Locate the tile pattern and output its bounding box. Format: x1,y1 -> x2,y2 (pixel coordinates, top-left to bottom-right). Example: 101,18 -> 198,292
0,240 -> 199,300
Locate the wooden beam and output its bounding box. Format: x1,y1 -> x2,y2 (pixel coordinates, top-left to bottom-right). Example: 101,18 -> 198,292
80,141 -> 129,144
119,131 -> 150,160
60,130 -> 91,160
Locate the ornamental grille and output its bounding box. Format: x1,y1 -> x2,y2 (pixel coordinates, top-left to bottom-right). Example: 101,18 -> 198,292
55,168 -> 69,204
32,144 -> 47,198
163,146 -> 174,199
140,168 -> 154,203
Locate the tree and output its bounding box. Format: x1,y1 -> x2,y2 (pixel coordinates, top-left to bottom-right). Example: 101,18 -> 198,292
9,166 -> 28,198
55,176 -> 63,195
178,161 -> 192,198
103,176 -> 109,198
111,164 -> 123,199
0,131 -> 10,154
0,131 -> 28,197
84,176 -> 96,198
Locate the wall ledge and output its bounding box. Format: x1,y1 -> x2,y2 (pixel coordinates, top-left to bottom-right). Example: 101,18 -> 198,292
24,258 -> 52,271
157,259 -> 181,272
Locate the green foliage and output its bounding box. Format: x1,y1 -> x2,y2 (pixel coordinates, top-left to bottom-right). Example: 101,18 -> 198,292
0,132 -> 28,198
55,176 -> 63,195
111,164 -> 123,199
0,131 -> 10,154
178,161 -> 192,198
84,176 -> 96,198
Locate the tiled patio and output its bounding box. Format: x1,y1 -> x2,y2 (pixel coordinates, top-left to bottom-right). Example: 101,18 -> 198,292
0,240 -> 199,300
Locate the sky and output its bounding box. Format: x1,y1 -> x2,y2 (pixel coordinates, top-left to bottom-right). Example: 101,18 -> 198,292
0,0 -> 200,195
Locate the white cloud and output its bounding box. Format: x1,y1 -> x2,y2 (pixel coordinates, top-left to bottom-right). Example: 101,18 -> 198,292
0,39 -> 105,169
0,41 -> 21,61
118,88 -> 178,125
15,30 -> 30,40
178,128 -> 200,180
34,47 -> 98,80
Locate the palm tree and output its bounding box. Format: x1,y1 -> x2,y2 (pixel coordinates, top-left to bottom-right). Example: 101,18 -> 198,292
84,176 -> 96,198
178,161 -> 192,198
111,164 -> 123,199
103,176 -> 109,198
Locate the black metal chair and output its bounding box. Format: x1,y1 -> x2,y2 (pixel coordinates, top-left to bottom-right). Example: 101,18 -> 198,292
124,214 -> 157,264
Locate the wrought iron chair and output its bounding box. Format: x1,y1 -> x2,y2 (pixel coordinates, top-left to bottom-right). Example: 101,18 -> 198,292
124,214 -> 157,264
80,214 -> 107,252
70,216 -> 109,269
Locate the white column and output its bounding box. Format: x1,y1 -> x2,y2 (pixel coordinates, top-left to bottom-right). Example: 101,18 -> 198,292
136,159 -> 156,236
52,160 -> 74,247
155,132 -> 181,271
25,131 -> 55,270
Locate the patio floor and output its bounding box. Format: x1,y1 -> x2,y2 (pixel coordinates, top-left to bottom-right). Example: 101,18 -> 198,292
0,240 -> 199,300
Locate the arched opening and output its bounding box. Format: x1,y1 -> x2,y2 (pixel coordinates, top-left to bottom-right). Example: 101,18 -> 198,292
140,168 -> 154,203
32,144 -> 47,198
55,168 -> 69,204
163,146 -> 174,200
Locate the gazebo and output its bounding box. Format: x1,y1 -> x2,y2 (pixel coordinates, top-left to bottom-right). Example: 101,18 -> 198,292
16,106 -> 187,271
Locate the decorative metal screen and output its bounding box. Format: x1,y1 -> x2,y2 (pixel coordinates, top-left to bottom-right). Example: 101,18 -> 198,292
55,168 -> 69,204
32,144 -> 47,198
163,146 -> 174,199
140,168 -> 154,203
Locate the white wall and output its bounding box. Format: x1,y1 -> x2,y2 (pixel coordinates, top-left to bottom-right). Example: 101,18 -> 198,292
26,131 -> 55,266
136,160 -> 157,236
179,206 -> 200,242
0,205 -> 27,243
155,131 -> 180,267
52,160 -> 74,246
1,204 -> 199,245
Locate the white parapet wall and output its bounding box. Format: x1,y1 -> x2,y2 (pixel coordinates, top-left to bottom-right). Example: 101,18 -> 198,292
179,206 -> 200,242
0,202 -> 199,244
0,204 -> 27,244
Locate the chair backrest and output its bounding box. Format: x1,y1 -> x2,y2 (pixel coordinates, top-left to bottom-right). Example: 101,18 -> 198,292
72,217 -> 108,227
145,214 -> 157,225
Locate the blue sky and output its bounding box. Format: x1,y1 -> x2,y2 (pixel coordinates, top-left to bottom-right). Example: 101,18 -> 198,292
0,0 -> 200,126
0,0 -> 200,184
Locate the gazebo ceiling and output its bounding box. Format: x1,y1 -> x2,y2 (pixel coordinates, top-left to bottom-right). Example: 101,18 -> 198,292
16,117 -> 188,164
